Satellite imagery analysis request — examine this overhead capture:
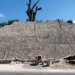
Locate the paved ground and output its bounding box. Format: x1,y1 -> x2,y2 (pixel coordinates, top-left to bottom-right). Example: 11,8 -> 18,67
0,64 -> 75,75
0,70 -> 75,75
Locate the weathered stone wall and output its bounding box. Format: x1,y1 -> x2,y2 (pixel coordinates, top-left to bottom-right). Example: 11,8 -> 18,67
0,21 -> 75,59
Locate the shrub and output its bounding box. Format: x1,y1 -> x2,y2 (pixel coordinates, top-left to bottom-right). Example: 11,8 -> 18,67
0,22 -> 7,27
56,19 -> 63,22
39,20 -> 43,23
67,20 -> 73,24
7,19 -> 19,25
36,20 -> 43,23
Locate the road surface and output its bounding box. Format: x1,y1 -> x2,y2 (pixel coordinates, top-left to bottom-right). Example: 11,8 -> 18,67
0,70 -> 75,75
0,64 -> 75,75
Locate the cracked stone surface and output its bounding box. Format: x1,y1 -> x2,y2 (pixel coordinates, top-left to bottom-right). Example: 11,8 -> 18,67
0,21 -> 75,59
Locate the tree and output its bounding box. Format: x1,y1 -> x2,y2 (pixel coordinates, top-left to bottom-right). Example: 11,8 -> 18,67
7,19 -> 19,25
36,20 -> 43,22
0,22 -> 7,27
67,20 -> 73,24
26,0 -> 42,21
56,19 -> 63,22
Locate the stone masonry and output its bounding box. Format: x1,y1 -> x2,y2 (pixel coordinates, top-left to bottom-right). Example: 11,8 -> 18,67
0,20 -> 75,59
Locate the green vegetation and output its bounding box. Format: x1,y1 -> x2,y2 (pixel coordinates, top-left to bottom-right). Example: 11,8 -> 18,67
0,22 -> 7,27
36,20 -> 43,23
7,19 -> 19,25
67,20 -> 73,24
0,19 -> 19,28
39,20 -> 43,23
26,0 -> 42,21
56,19 -> 63,22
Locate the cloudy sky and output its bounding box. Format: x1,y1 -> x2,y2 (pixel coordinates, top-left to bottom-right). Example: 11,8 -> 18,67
0,0 -> 75,22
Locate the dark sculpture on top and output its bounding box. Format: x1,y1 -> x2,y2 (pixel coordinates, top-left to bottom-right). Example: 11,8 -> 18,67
26,0 -> 42,21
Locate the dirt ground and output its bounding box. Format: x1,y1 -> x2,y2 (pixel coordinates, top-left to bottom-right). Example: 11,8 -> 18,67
0,59 -> 75,72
